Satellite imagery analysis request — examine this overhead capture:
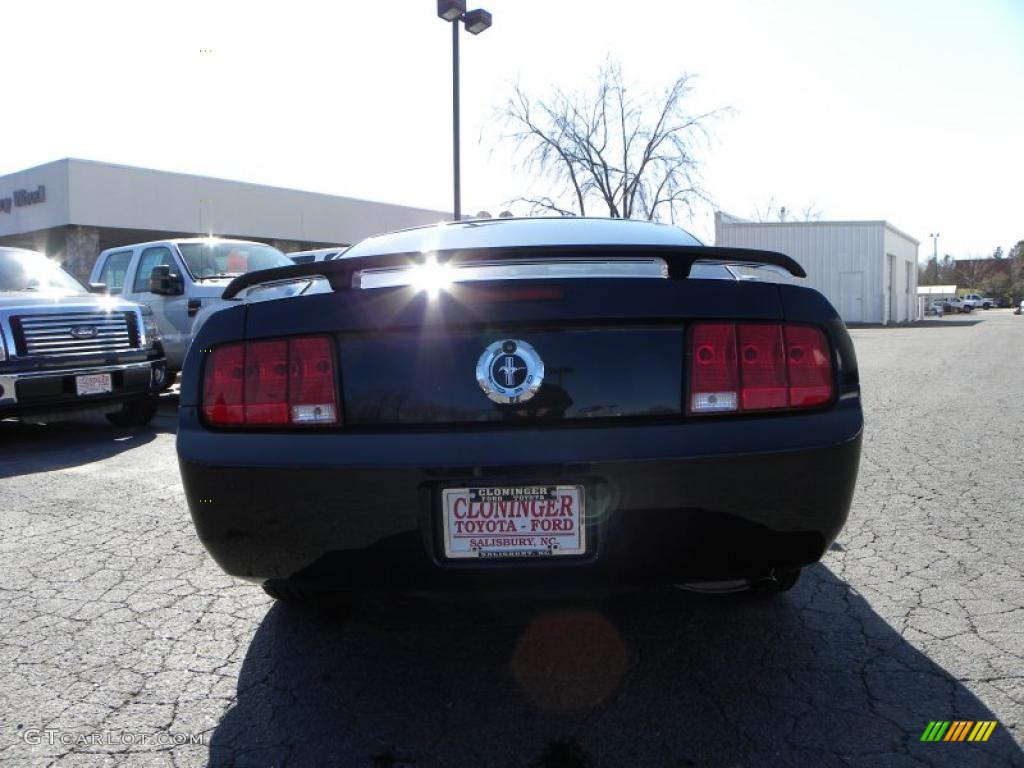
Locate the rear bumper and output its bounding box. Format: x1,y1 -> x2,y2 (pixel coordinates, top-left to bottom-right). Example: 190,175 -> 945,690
178,400 -> 862,593
0,358 -> 164,418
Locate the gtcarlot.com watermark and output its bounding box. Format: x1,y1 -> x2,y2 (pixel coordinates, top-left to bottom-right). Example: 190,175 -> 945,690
21,729 -> 203,747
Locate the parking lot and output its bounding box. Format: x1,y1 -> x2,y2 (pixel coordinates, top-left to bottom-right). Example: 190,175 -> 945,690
1,310 -> 1022,767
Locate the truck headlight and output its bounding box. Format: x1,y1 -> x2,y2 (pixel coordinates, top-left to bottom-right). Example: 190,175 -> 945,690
140,306 -> 161,349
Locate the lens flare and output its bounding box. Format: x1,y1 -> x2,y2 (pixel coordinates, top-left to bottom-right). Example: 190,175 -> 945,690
411,257 -> 453,298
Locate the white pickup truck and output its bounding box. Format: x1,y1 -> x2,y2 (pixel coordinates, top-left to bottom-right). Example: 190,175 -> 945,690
89,238 -> 294,379
961,293 -> 994,310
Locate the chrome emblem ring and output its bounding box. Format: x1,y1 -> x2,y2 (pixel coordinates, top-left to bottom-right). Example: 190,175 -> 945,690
476,339 -> 545,404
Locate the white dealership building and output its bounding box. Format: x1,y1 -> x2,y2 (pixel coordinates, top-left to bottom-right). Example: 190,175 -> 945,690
0,158 -> 448,279
714,211 -> 920,325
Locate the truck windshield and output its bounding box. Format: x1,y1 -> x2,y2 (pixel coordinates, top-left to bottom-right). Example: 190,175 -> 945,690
0,249 -> 86,294
177,242 -> 293,279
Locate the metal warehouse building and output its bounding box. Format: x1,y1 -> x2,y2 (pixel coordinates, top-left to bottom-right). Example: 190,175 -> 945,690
715,212 -> 920,325
0,158 -> 447,280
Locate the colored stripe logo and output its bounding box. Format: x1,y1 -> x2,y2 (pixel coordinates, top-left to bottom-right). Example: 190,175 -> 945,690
920,721 -> 997,742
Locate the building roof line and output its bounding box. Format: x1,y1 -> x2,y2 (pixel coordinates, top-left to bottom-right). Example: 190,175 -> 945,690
715,210 -> 920,245
0,157 -> 447,219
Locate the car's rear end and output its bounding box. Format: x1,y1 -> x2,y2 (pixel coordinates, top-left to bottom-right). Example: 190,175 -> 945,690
177,219 -> 862,598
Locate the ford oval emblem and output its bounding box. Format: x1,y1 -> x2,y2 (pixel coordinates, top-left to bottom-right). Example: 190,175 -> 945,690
70,325 -> 99,339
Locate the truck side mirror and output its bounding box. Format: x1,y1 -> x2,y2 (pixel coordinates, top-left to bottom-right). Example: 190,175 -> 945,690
149,265 -> 184,295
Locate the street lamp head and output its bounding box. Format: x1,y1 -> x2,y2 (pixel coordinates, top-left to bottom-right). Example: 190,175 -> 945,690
463,8 -> 492,34
437,0 -> 466,21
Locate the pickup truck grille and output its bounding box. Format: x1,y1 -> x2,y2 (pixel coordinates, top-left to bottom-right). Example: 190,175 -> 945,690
12,311 -> 139,357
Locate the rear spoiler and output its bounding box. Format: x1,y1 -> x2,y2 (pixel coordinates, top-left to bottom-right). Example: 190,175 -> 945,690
222,245 -> 806,299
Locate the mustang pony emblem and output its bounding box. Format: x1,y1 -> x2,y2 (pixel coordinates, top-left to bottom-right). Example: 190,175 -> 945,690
476,339 -> 544,404
497,356 -> 523,386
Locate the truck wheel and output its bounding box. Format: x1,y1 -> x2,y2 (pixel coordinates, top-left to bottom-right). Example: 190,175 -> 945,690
160,371 -> 178,391
106,396 -> 159,427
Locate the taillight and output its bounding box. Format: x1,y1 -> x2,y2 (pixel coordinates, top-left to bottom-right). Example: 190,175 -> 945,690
288,337 -> 338,424
689,323 -> 833,415
244,340 -> 289,424
738,324 -> 787,410
202,335 -> 339,427
203,344 -> 245,425
783,325 -> 833,407
691,324 -> 738,413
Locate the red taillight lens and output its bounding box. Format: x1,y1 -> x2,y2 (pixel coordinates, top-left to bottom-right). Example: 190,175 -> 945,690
244,340 -> 289,424
689,323 -> 833,415
203,343 -> 245,424
737,324 -> 787,410
202,335 -> 339,427
783,325 -> 833,407
288,336 -> 338,425
691,323 -> 739,413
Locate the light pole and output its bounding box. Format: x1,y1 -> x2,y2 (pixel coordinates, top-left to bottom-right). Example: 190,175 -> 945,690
437,1 -> 492,222
929,232 -> 939,262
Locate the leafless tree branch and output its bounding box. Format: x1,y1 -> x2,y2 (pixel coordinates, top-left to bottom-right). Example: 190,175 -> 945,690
498,59 -> 727,223
511,196 -> 579,217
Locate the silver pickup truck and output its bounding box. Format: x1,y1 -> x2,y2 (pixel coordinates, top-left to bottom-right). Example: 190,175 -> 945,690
89,238 -> 294,380
0,247 -> 166,426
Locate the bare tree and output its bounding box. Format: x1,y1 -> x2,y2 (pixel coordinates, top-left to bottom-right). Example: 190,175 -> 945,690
753,196 -> 822,222
937,255 -> 957,284
799,203 -> 823,222
752,196 -> 783,223
500,60 -> 727,222
955,257 -> 993,290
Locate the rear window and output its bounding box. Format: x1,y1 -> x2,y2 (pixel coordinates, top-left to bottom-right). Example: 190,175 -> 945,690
177,241 -> 292,279
689,263 -> 735,280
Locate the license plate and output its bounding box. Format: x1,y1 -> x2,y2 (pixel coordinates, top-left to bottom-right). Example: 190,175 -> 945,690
441,485 -> 586,559
75,373 -> 112,396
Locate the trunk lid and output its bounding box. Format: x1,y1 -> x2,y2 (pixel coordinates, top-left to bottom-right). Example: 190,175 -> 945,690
242,277 -> 786,427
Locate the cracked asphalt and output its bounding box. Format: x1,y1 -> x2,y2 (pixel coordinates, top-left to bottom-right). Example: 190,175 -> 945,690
1,310 -> 1022,767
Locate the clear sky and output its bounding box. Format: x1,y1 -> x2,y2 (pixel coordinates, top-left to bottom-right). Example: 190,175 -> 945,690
3,0 -> 1021,258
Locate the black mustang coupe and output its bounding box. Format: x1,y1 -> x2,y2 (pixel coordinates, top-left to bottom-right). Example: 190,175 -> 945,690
177,218 -> 862,606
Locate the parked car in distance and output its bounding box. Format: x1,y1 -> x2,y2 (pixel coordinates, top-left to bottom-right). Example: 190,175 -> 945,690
0,247 -> 165,426
178,217 -> 863,609
1014,300 -> 1023,316
961,293 -> 993,310
925,300 -> 945,317
288,247 -> 348,264
90,238 -> 294,379
944,297 -> 971,313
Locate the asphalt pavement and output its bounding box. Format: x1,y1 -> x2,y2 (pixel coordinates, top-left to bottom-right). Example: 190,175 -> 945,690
1,310 -> 1022,767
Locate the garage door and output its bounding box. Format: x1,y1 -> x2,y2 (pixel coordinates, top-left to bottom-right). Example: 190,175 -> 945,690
838,271 -> 864,323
